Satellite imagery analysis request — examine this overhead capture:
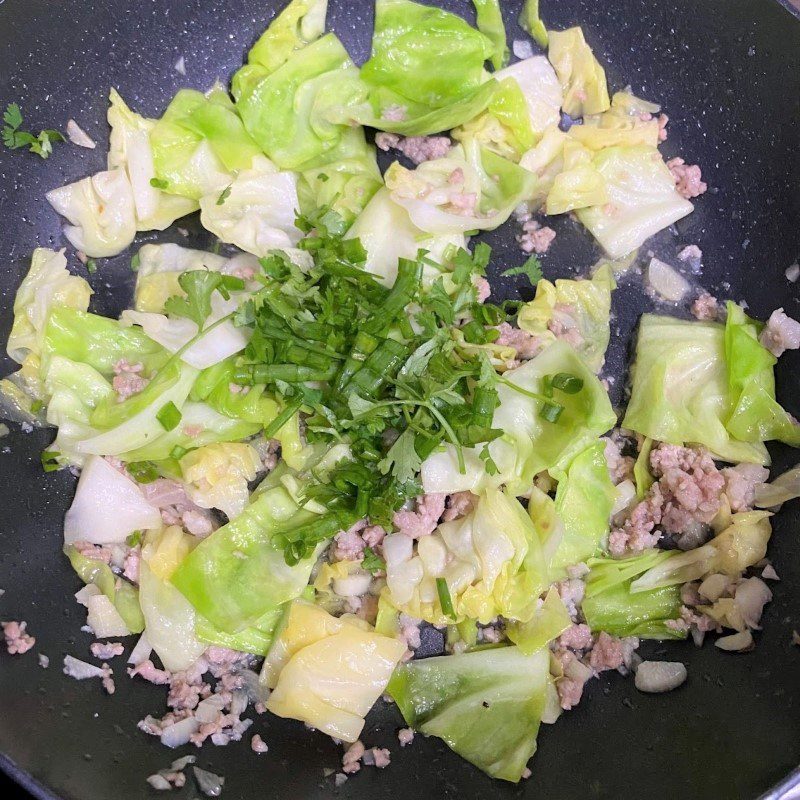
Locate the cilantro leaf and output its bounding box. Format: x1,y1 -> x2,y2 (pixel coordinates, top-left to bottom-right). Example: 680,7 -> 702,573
361,547 -> 386,574
378,428 -> 422,484
164,271 -> 242,330
2,104 -> 63,159
501,254 -> 543,287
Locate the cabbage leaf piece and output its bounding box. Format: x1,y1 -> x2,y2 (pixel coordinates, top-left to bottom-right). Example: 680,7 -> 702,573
151,85 -> 258,200
472,0 -> 508,70
346,187 -> 465,285
262,600 -> 406,742
568,89 -> 661,150
121,292 -> 249,370
517,263 -> 615,373
547,440 -> 616,576
622,315 -> 769,464
547,27 -> 610,118
42,306 -> 169,378
724,302 -> 800,447
383,489 -> 548,626
171,484 -> 326,632
388,646 -> 551,782
7,248 -> 92,364
107,89 -> 199,229
582,552 -> 685,639
234,33 -> 365,170
353,0 -> 497,135
297,127 -> 383,228
46,168 -> 137,258
179,443 -> 262,520
519,0 -> 548,49
65,544 -> 145,633
421,341 -> 616,495
629,511 -> 773,593
199,155 -> 302,256
575,145 -> 693,259
385,141 -> 535,235
506,588 -> 571,654
139,526 -> 207,671
64,454 -> 162,544
246,0 -> 329,75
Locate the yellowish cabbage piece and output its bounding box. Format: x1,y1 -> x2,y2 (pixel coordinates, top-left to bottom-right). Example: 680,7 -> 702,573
382,489 -> 547,626
569,90 -> 661,150
547,27 -> 610,118
262,601 -> 405,742
7,248 -> 92,364
517,263 -> 615,373
140,527 -> 207,672
180,443 -> 262,520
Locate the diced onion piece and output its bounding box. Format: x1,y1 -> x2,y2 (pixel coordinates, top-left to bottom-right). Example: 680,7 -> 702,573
634,660 -> 687,693
332,571 -> 373,598
715,630 -> 754,652
383,534 -> 413,566
160,716 -> 201,748
646,258 -> 690,303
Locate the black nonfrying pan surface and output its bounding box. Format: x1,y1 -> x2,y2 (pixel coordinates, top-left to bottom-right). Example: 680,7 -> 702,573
0,1 -> 798,798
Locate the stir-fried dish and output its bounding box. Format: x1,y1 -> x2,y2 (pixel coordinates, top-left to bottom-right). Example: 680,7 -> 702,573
2,0 -> 799,789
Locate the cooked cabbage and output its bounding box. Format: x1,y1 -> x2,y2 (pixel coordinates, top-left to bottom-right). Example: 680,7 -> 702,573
622,315 -> 769,464
575,145 -> 693,259
63,455 -> 162,544
547,27 -> 610,118
171,483 -> 327,632
517,263 -> 616,373
353,0 -> 496,136
724,302 -> 800,447
629,511 -> 773,593
388,646 -> 551,782
140,527 -> 207,671
263,600 -> 406,742
7,248 -> 92,364
383,489 -> 547,626
199,155 -> 302,256
582,552 -> 685,639
346,188 -> 465,284
421,341 -> 616,495
179,443 -> 262,519
133,243 -> 229,313
107,89 -> 198,229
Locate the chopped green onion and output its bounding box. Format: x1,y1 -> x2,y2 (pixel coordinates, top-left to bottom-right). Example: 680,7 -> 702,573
436,577 -> 456,619
216,184 -> 232,205
149,177 -> 168,190
551,372 -> 584,394
156,401 -> 182,431
126,531 -> 144,547
41,450 -> 61,472
539,401 -> 564,423
127,461 -> 160,483
130,253 -> 141,272
30,399 -> 43,413
86,259 -> 97,274
170,445 -> 188,460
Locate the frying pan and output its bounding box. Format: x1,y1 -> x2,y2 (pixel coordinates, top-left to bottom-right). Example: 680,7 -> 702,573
0,0 -> 798,798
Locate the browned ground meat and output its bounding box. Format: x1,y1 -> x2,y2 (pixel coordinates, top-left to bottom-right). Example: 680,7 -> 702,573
393,493 -> 446,539
517,220 -> 557,254
2,620 -> 35,655
374,132 -> 451,165
666,157 -> 708,199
